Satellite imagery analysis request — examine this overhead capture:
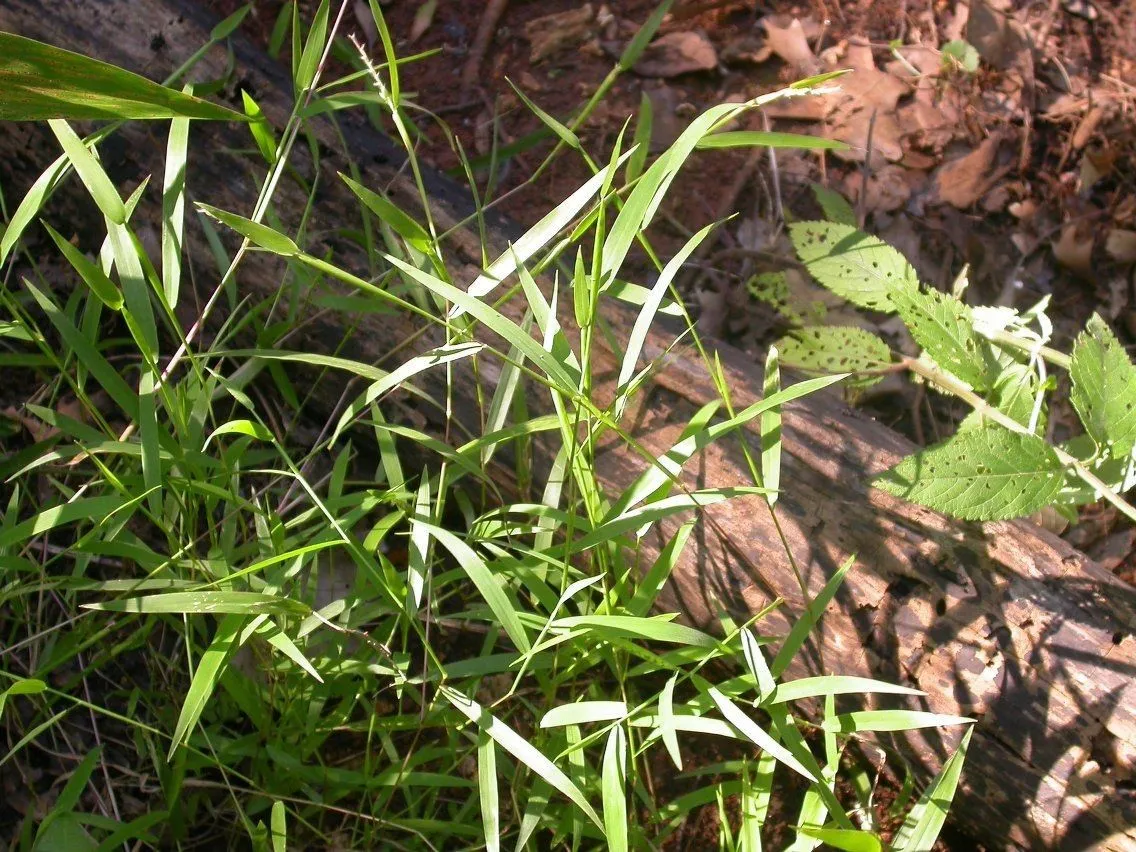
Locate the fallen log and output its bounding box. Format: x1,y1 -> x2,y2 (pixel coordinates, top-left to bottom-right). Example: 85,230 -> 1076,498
2,1 -> 1136,848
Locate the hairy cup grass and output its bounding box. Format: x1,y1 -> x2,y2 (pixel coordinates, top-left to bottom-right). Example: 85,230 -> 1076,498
0,2 -> 971,849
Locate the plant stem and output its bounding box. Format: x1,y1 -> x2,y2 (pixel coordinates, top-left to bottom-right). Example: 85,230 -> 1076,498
982,329 -> 1072,370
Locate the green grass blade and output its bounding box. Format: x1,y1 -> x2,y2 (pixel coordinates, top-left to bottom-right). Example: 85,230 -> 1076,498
540,701 -> 628,728
822,711 -> 973,734
478,730 -> 500,852
0,33 -> 245,121
441,686 -> 602,830
162,97 -> 191,306
418,522 -> 530,653
602,725 -> 628,852
83,591 -> 309,617
48,119 -> 126,224
892,727 -> 973,852
771,555 -> 854,678
168,614 -> 243,758
41,221 -> 123,309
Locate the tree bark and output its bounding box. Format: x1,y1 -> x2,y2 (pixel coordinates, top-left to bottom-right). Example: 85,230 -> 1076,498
2,1 -> 1136,848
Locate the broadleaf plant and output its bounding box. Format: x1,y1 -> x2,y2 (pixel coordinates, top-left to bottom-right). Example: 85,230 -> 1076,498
778,209 -> 1136,524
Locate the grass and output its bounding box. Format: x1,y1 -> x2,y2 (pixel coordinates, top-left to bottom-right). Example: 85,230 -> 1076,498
0,2 -> 971,849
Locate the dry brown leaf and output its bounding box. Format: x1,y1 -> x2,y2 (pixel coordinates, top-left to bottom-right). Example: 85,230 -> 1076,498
1072,103 -> 1110,149
1052,223 -> 1094,276
829,110 -> 905,165
761,16 -> 818,73
633,31 -> 717,77
1106,230 -> 1136,263
934,134 -> 1004,208
352,0 -> 378,48
408,0 -> 437,44
525,5 -> 595,63
844,165 -> 916,214
966,0 -> 1030,71
720,35 -> 772,66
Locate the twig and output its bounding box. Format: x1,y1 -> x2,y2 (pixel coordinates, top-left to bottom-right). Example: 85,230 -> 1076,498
856,108 -> 878,229
461,0 -> 510,93
762,112 -> 784,224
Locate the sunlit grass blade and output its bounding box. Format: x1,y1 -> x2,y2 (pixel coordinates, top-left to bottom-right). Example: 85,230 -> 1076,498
892,727 -> 972,852
331,342 -> 483,442
418,522 -> 530,653
478,730 -> 500,852
41,221 -> 123,309
83,591 -> 310,617
441,686 -> 602,829
615,221 -> 716,417
770,676 -> 923,704
602,725 -> 628,852
659,673 -> 682,770
708,688 -> 817,782
761,346 -> 782,505
797,827 -> 882,852
741,628 -> 776,703
540,701 -> 627,728
0,33 -> 245,121
605,375 -> 845,521
168,614 -> 243,758
407,470 -> 431,610
0,494 -> 131,550
48,119 -> 126,224
822,710 -> 973,734
162,96 -> 191,306
460,153 -> 631,313
550,615 -> 717,649
627,521 -> 693,618
771,555 -> 853,678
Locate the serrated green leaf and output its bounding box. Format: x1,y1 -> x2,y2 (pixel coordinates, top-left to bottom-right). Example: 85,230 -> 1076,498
1070,314 -> 1136,459
875,426 -> 1064,520
959,362 -> 1045,434
893,287 -> 997,391
811,183 -> 856,225
789,221 -> 918,311
776,326 -> 891,387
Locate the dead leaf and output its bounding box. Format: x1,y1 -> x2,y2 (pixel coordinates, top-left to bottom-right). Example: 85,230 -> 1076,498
409,0 -> 437,44
844,165 -> 916,215
966,0 -> 1031,71
934,134 -> 1004,208
352,0 -> 378,48
1052,222 -> 1094,276
1106,230 -> 1136,263
829,110 -> 905,165
633,31 -> 718,77
525,5 -> 595,63
721,35 -> 772,66
1072,103 -> 1110,149
761,17 -> 818,73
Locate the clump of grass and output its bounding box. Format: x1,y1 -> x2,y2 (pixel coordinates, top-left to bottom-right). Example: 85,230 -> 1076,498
0,2 -> 971,850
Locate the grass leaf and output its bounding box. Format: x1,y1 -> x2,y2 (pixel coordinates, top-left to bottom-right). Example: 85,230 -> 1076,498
0,33 -> 245,121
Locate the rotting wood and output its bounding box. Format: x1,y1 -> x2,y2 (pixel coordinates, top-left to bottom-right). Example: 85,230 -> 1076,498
2,1 -> 1136,848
